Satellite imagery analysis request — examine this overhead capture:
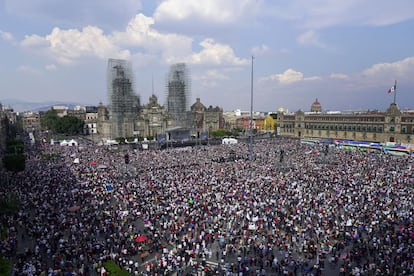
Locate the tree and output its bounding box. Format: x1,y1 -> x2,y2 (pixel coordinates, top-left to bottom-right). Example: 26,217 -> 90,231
56,116 -> 84,135
263,116 -> 276,132
211,129 -> 231,137
3,139 -> 25,173
103,260 -> 131,276
1,116 -> 13,140
40,109 -> 84,135
40,109 -> 59,131
230,127 -> 244,137
3,154 -> 25,172
0,255 -> 12,276
6,139 -> 24,155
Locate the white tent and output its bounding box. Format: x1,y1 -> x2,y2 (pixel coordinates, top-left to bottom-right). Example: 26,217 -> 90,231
68,139 -> 78,146
222,138 -> 238,145
60,140 -> 69,146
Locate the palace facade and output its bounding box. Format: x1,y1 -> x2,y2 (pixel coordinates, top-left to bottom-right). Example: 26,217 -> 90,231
277,100 -> 414,144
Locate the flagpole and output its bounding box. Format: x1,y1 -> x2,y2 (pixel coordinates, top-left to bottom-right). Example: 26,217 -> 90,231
393,80 -> 397,104
249,56 -> 254,163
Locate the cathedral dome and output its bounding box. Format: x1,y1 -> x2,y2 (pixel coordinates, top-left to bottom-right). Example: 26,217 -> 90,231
311,98 -> 322,113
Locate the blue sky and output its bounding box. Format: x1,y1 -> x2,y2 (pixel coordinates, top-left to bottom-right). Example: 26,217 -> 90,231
1,0 -> 414,112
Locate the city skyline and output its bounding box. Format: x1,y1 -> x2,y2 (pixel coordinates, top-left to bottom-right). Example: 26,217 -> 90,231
1,0 -> 414,112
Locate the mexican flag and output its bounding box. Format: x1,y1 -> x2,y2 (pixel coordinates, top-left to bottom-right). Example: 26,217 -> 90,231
388,82 -> 396,93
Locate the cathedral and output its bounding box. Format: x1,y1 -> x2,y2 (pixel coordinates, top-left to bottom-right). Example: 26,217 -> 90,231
97,59 -> 223,140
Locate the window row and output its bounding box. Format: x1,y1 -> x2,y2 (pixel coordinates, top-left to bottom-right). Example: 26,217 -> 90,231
305,124 -> 384,132
305,116 -> 385,122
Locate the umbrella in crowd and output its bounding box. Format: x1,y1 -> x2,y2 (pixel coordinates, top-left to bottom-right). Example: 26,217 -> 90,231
135,235 -> 148,243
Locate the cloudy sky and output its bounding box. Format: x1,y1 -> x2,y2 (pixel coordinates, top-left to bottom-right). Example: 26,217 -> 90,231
1,0 -> 414,112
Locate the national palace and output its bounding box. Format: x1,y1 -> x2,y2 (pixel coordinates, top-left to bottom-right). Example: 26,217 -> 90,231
277,99 -> 414,144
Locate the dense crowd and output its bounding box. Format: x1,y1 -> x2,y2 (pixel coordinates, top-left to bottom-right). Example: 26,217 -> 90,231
1,136 -> 413,275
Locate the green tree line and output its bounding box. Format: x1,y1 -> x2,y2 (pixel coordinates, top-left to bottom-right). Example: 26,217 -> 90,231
40,109 -> 84,135
3,139 -> 25,172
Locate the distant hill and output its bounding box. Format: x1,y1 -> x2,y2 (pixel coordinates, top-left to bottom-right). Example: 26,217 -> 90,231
1,99 -> 94,112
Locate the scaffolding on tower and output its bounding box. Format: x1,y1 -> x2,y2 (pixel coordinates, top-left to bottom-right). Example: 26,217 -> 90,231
107,58 -> 140,138
166,63 -> 191,127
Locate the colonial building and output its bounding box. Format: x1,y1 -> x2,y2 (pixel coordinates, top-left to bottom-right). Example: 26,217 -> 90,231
166,63 -> 191,127
136,95 -> 173,138
0,104 -> 18,167
233,114 -> 271,133
96,96 -> 223,141
84,106 -> 98,135
310,98 -> 322,113
204,105 -> 224,133
97,102 -> 113,139
189,98 -> 224,137
277,100 -> 414,144
22,112 -> 41,133
0,103 -> 7,161
107,59 -> 140,138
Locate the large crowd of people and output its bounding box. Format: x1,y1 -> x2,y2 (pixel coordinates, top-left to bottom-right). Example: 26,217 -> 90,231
1,136 -> 413,275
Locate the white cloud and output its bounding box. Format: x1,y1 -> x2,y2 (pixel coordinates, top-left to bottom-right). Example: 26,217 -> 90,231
16,65 -> 41,75
202,81 -> 219,88
154,0 -> 258,24
193,69 -> 229,81
45,64 -> 57,71
21,26 -> 130,64
297,30 -> 325,47
261,68 -> 321,84
251,44 -> 271,56
330,73 -> 349,80
305,76 -> 322,81
363,57 -> 414,77
0,30 -> 14,41
18,12 -> 248,68
187,38 -> 249,66
113,13 -> 193,62
20,34 -> 48,47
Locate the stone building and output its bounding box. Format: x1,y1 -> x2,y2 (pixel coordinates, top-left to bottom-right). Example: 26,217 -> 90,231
136,95 -> 173,138
97,96 -> 223,141
277,100 -> 414,144
97,102 -> 113,139
310,98 -> 322,113
84,106 -> 98,135
22,112 -> 41,133
107,59 -> 140,138
166,63 -> 191,127
0,103 -> 7,161
189,98 -> 224,137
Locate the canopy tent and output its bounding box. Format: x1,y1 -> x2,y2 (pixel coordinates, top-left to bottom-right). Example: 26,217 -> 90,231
222,138 -> 238,145
60,139 -> 78,146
